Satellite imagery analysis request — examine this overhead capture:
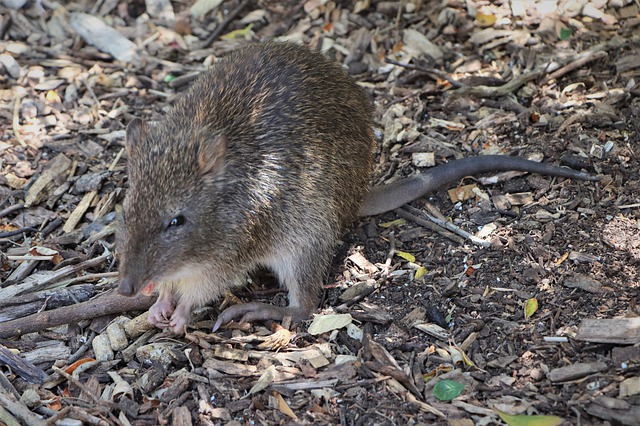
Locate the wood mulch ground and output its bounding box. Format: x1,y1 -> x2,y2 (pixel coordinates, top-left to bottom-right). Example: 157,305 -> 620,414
1,0 -> 639,425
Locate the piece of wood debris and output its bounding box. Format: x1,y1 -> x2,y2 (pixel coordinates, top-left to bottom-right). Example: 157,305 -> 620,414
347,252 -> 379,274
568,251 -> 601,264
504,192 -> 534,205
562,273 -> 609,293
620,376 -> 640,397
576,318 -> 640,344
70,13 -> 139,62
0,344 -> 48,384
547,362 -> 608,382
0,292 -> 155,339
24,153 -> 71,207
612,345 -> 640,366
586,403 -> 640,425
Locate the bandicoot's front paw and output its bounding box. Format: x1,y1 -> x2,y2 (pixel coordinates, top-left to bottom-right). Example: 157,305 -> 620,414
147,296 -> 175,327
166,302 -> 192,334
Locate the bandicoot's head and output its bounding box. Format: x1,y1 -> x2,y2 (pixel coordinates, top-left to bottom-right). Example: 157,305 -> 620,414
116,117 -> 227,296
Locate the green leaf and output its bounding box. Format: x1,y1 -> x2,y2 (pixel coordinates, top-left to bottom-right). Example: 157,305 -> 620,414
415,266 -> 427,279
220,23 -> 254,40
555,21 -> 572,40
524,298 -> 538,319
433,380 -> 464,401
559,26 -> 571,40
379,218 -> 405,228
396,251 -> 415,262
496,410 -> 564,426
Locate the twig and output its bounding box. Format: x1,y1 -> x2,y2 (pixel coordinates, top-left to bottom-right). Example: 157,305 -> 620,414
0,367 -> 20,398
43,407 -> 71,426
0,203 -> 23,219
334,375 -> 392,391
334,284 -> 376,312
385,57 -> 463,88
541,50 -> 608,85
0,389 -> 46,426
398,205 -> 490,247
617,203 -> 640,209
203,0 -> 251,47
7,250 -> 111,297
381,231 -> 396,277
452,69 -> 543,98
394,207 -> 465,245
56,271 -> 118,287
51,366 -> 122,426
66,331 -> 96,365
0,227 -> 37,239
81,76 -> 100,105
0,291 -> 155,339
384,89 -> 439,107
11,91 -> 27,147
40,217 -> 63,238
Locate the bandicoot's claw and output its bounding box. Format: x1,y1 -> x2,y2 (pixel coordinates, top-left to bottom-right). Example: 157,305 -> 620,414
212,318 -> 224,332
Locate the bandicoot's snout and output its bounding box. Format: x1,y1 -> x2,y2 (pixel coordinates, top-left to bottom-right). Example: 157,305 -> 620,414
118,275 -> 136,296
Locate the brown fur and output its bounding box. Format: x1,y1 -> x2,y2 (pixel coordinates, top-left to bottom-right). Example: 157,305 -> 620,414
118,42 -> 373,332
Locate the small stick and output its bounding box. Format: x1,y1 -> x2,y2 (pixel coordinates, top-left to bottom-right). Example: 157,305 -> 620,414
0,203 -> 23,219
66,331 -> 97,365
452,69 -> 543,98
0,227 -> 37,239
11,91 -> 27,147
40,217 -> 63,238
617,203 -> 640,209
203,0 -> 251,47
0,292 -> 155,339
542,50 -> 608,84
0,390 -> 46,426
381,231 -> 396,277
398,206 -> 490,247
394,208 -> 465,245
51,366 -> 122,426
385,57 -> 463,88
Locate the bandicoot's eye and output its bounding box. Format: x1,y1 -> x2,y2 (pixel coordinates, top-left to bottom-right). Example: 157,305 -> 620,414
168,215 -> 186,228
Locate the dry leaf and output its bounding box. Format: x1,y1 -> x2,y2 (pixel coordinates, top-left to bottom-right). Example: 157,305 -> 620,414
308,314 -> 353,335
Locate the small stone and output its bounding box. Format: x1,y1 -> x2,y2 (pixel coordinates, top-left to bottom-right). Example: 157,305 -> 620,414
0,54 -> 21,79
411,152 -> 435,167
106,322 -> 129,351
92,333 -> 114,361
582,3 -> 605,19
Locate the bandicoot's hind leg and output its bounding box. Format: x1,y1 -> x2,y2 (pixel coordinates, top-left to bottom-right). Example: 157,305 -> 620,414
213,245 -> 328,331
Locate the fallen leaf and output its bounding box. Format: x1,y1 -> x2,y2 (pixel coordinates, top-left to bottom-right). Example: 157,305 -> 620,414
396,251 -> 416,262
495,410 -> 563,426
379,218 -> 406,228
274,391 -> 298,419
524,298 -> 538,319
415,266 -> 427,279
220,23 -> 254,40
433,379 -> 464,401
308,314 -> 353,335
475,12 -> 496,27
249,365 -> 277,395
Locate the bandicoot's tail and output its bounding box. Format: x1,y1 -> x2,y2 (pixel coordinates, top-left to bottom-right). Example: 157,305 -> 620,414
359,155 -> 599,216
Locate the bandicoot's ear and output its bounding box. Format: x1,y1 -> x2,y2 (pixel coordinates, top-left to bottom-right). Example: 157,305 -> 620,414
197,133 -> 227,177
125,118 -> 147,156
